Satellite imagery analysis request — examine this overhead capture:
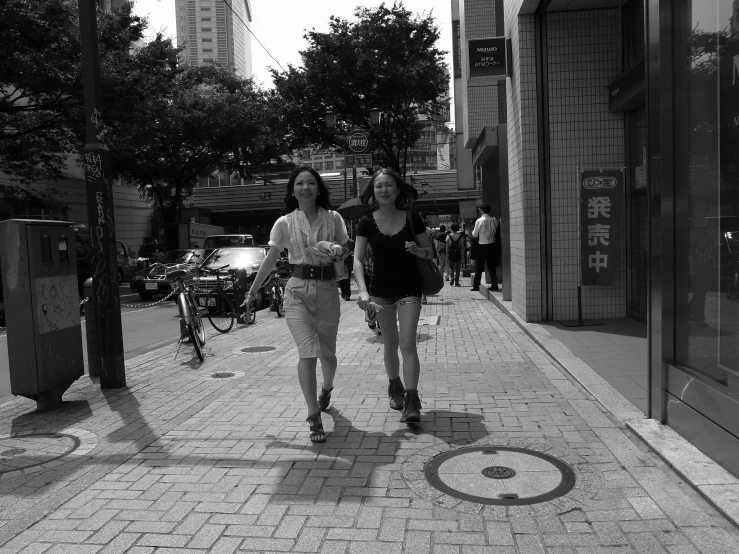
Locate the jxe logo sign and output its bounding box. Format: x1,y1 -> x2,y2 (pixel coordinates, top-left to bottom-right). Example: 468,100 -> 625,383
582,176 -> 618,189
347,130 -> 371,154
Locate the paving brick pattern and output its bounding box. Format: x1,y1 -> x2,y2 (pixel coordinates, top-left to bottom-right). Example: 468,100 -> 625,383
0,285 -> 737,553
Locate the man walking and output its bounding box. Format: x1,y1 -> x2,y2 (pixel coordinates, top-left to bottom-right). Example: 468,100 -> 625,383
470,202 -> 500,292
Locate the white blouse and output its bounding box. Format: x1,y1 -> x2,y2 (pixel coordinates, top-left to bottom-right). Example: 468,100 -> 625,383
268,208 -> 349,266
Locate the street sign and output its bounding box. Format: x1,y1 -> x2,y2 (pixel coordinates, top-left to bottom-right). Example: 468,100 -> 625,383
345,154 -> 373,168
580,169 -> 623,286
468,37 -> 507,79
347,129 -> 371,154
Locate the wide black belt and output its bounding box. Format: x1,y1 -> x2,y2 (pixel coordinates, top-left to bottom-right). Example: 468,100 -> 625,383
291,264 -> 335,280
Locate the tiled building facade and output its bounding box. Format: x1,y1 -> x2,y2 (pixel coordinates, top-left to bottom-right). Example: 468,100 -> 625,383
456,0 -> 739,478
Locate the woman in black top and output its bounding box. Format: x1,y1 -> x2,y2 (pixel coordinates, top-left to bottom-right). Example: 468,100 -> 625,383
353,169 -> 433,423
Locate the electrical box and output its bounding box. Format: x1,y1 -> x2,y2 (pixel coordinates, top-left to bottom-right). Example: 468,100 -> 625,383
0,220 -> 84,409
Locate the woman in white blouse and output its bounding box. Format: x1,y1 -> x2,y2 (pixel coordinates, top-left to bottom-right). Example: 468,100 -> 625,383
244,167 -> 350,442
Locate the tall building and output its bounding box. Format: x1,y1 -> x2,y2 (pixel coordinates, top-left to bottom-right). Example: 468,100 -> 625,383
175,0 -> 253,78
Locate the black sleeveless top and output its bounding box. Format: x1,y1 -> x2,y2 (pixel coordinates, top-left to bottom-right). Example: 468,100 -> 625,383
357,211 -> 426,299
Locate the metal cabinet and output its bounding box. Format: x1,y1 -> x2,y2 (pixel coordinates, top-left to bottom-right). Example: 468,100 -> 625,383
0,220 -> 84,410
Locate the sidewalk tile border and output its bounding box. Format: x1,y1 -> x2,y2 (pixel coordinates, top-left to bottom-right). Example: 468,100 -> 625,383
479,287 -> 739,530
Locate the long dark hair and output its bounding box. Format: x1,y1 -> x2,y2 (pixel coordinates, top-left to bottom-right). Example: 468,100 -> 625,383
284,166 -> 333,212
360,168 -> 418,211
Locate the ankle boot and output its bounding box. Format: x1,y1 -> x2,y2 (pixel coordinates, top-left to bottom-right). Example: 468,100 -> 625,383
402,389 -> 421,423
388,378 -> 404,411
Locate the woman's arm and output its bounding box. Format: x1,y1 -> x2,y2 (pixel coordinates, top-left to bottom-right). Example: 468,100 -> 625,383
244,246 -> 282,303
353,236 -> 370,309
405,228 -> 434,259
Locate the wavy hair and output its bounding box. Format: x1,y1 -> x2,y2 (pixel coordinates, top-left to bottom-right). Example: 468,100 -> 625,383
284,166 -> 333,212
360,168 -> 418,211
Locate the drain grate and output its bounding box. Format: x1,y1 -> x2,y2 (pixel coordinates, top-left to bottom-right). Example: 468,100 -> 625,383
204,370 -> 245,381
212,372 -> 234,379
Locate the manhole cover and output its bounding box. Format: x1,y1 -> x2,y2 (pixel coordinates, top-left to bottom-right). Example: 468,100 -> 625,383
203,370 -> 245,381
241,346 -> 276,353
424,446 -> 577,506
482,466 -> 516,479
403,438 -> 604,516
0,434 -> 79,474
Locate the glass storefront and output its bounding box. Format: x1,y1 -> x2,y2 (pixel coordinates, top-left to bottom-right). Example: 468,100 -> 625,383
674,0 -> 739,393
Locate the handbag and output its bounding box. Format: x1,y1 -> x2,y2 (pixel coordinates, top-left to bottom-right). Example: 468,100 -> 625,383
406,211 -> 444,296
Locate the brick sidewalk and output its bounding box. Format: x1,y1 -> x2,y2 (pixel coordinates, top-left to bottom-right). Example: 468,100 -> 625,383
0,285 -> 737,553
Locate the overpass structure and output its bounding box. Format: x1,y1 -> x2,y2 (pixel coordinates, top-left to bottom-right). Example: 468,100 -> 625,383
190,170 -> 480,240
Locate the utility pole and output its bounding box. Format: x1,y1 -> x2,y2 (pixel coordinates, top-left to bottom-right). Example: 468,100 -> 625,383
77,0 -> 126,388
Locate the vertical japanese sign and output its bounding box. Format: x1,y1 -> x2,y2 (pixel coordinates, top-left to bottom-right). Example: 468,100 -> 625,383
452,20 -> 462,79
580,170 -> 623,286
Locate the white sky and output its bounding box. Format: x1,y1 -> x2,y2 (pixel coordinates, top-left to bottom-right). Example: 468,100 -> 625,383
134,0 -> 454,90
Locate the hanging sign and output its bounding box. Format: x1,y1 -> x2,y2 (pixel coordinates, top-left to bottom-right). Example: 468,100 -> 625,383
580,169 -> 623,286
468,37 -> 507,79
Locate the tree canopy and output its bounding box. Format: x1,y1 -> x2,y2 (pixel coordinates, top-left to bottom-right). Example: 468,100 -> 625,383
271,2 -> 449,175
1,0 -> 290,222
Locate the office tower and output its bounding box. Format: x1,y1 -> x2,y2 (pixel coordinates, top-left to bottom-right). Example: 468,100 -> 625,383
175,0 -> 253,78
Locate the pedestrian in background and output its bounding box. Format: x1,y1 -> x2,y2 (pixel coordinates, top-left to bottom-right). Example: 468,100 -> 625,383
471,202 -> 500,292
446,222 -> 464,286
353,169 -> 433,423
243,167 -> 351,443
436,224 -> 449,281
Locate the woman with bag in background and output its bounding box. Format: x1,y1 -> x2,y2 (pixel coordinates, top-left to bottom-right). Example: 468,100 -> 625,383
353,169 -> 433,423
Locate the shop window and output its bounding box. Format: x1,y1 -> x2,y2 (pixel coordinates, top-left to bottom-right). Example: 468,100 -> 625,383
675,0 -> 739,393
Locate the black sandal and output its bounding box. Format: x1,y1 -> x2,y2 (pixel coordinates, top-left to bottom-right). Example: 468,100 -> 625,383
306,412 -> 325,443
318,387 -> 333,411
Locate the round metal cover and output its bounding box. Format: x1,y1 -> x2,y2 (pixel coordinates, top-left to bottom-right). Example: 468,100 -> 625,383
424,446 -> 576,506
482,466 -> 516,480
0,434 -> 79,474
241,346 -> 276,353
402,438 -> 604,516
212,372 -> 235,379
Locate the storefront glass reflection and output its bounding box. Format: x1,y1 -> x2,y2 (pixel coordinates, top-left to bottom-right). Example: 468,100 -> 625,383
677,0 -> 739,392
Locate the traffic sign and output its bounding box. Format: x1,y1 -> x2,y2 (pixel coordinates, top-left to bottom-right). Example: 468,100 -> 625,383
347,129 -> 371,154
345,154 -> 373,168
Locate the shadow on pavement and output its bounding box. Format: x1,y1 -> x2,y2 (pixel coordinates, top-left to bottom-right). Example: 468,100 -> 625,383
10,400 -> 93,436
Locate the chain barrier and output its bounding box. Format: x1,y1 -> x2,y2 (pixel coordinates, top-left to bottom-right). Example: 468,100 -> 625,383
120,289 -> 178,308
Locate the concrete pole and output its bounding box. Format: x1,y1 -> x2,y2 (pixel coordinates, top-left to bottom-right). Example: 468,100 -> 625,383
77,0 -> 126,388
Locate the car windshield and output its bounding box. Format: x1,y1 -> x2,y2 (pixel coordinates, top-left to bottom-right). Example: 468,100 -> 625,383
201,248 -> 265,269
161,250 -> 199,264
204,236 -> 254,248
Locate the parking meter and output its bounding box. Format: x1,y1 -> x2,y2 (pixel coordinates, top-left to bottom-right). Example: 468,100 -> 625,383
0,220 -> 84,410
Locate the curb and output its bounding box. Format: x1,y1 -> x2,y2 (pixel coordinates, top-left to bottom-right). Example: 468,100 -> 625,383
473,281 -> 739,529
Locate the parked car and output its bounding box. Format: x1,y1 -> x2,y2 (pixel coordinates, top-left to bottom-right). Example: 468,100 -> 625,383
129,248 -> 204,300
192,246 -> 268,310
203,234 -> 255,256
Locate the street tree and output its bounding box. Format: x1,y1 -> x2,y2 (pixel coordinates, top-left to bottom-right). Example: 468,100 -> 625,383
0,0 -> 146,182
271,2 -> 448,176
107,63 -> 283,222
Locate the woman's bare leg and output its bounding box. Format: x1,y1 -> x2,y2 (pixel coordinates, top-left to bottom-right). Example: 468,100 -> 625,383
397,302 -> 422,389
297,357 -> 319,414
377,303 -> 400,379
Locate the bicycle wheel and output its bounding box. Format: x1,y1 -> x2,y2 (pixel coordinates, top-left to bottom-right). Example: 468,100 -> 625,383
187,292 -> 206,345
187,322 -> 204,362
206,289 -> 235,333
275,286 -> 285,317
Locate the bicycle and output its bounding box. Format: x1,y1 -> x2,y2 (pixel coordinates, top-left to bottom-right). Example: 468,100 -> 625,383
198,265 -> 238,333
242,259 -> 289,323
266,268 -> 285,317
168,269 -> 206,362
